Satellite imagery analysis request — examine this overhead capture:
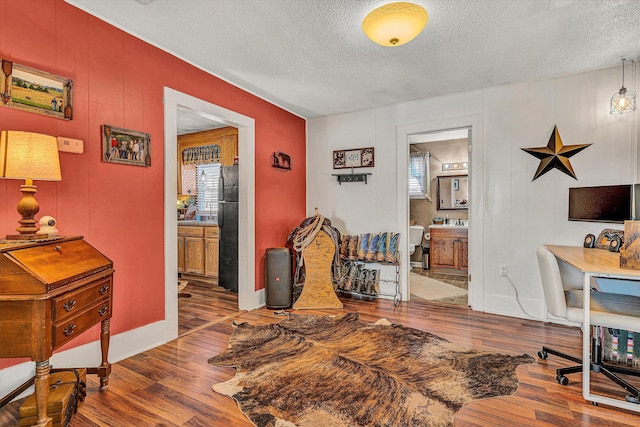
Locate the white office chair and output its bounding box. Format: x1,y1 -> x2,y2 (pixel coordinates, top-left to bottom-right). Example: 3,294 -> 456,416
536,245 -> 640,404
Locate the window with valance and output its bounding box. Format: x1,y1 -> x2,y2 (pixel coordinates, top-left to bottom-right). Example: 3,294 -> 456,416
182,144 -> 221,164
181,144 -> 221,196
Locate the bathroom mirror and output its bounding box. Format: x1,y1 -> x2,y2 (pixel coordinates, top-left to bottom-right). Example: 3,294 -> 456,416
437,175 -> 469,210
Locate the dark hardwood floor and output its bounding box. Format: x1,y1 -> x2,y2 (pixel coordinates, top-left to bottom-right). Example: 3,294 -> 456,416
2,282 -> 639,426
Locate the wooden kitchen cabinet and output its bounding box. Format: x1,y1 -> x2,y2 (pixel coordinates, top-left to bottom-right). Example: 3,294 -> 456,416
177,236 -> 185,273
178,224 -> 218,283
184,237 -> 205,275
204,226 -> 219,279
429,227 -> 468,273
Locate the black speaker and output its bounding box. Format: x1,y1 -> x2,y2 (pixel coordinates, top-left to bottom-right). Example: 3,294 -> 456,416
265,248 -> 292,309
583,234 -> 595,248
608,236 -> 622,252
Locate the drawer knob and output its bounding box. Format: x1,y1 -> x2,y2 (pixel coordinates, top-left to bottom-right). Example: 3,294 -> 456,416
63,299 -> 76,312
55,246 -> 62,251
63,323 -> 76,337
98,305 -> 108,316
99,285 -> 110,295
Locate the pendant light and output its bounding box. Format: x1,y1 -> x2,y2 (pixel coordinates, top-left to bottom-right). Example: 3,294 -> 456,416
362,2 -> 428,47
610,58 -> 636,115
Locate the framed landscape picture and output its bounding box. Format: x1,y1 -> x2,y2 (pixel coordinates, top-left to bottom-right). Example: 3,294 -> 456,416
102,124 -> 151,167
333,147 -> 374,169
0,59 -> 73,120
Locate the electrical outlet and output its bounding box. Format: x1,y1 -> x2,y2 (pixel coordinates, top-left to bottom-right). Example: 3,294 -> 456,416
499,264 -> 508,277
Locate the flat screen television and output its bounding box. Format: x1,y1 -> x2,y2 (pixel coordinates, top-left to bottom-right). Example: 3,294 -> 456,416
568,184 -> 633,223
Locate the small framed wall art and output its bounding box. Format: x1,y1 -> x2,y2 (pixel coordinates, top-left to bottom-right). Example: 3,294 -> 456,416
102,124 -> 151,167
333,147 -> 374,169
0,59 -> 73,120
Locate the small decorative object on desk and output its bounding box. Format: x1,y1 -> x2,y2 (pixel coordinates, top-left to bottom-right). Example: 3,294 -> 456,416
595,228 -> 624,250
36,215 -> 58,236
620,220 -> 640,269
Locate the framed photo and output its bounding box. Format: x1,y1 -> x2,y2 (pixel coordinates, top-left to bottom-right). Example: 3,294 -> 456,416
102,124 -> 151,167
0,59 -> 73,120
332,147 -> 374,169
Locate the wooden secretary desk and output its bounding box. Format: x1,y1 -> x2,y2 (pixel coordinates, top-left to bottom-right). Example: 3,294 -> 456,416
0,236 -> 114,427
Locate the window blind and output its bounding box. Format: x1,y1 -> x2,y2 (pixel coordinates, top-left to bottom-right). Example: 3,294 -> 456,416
409,152 -> 431,200
196,163 -> 221,216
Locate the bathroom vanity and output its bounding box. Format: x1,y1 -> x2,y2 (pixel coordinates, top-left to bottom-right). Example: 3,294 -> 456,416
428,225 -> 468,273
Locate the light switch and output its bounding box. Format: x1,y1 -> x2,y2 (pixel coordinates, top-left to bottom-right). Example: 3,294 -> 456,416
57,136 -> 84,154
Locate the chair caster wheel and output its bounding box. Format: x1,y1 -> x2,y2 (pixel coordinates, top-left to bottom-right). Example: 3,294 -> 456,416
556,375 -> 569,386
538,350 -> 548,359
625,395 -> 640,404
591,401 -> 598,406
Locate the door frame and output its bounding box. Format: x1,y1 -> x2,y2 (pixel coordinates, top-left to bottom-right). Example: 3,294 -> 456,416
396,114 -> 484,310
164,87 -> 260,341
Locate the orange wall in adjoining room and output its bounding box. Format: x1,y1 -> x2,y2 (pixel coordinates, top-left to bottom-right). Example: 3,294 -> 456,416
0,0 -> 306,370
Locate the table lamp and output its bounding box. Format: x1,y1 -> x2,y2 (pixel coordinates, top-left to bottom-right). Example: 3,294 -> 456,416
0,130 -> 61,240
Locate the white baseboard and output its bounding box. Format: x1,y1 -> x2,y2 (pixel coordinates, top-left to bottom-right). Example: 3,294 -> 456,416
0,320 -> 168,401
482,293 -> 546,321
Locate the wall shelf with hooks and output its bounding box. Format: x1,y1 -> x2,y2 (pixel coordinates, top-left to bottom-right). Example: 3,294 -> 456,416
332,171 -> 372,185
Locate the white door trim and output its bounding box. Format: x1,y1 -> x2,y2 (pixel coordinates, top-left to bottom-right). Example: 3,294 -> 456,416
164,87 -> 262,342
396,114 -> 484,310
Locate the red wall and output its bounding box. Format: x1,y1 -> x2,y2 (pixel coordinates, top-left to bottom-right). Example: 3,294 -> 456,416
0,0 -> 306,369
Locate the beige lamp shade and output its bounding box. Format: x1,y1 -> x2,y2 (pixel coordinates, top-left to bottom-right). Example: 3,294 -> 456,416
1,130 -> 62,239
362,2 -> 429,47
0,130 -> 61,181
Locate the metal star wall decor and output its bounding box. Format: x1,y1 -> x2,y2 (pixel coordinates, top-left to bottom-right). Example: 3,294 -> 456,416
521,125 -> 591,181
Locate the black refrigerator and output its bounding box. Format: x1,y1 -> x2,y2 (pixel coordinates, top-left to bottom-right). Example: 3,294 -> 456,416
218,165 -> 239,292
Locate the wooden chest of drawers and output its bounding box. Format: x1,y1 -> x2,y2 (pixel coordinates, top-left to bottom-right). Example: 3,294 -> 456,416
0,236 -> 114,427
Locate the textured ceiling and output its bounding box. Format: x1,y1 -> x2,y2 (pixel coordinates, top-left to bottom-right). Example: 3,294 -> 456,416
176,106 -> 227,135
66,0 -> 640,120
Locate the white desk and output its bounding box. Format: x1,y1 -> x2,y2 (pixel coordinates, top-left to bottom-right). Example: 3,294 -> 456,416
546,245 -> 640,412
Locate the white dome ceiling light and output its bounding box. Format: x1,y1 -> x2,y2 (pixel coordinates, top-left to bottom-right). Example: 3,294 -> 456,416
362,2 -> 428,47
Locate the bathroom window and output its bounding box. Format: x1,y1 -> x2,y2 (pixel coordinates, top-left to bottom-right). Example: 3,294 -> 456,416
196,163 -> 221,216
409,152 -> 430,200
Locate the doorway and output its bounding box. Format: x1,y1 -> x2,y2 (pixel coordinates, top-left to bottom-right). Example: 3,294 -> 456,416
175,108 -> 238,335
163,88 -> 259,342
396,115 -> 484,311
408,129 -> 470,305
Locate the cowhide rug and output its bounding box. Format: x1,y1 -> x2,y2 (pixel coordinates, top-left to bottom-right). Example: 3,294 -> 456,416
208,313 -> 534,427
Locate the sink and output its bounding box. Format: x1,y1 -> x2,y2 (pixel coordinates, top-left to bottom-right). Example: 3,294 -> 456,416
429,222 -> 468,228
